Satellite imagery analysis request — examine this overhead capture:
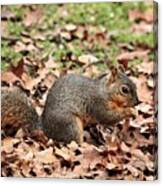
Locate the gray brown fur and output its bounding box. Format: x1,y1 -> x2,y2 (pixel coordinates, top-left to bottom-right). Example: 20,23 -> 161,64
1,88 -> 38,135
42,72 -> 139,144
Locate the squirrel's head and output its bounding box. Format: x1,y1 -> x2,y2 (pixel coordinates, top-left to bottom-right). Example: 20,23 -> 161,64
99,65 -> 140,108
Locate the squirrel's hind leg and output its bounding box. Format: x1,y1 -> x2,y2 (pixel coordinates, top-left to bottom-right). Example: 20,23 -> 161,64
42,112 -> 84,144
73,115 -> 84,144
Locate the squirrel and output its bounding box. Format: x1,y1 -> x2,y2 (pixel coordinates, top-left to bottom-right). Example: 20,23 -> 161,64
1,66 -> 139,144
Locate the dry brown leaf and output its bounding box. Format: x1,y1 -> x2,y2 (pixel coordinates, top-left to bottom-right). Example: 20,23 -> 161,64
20,161 -> 32,177
106,163 -> 117,170
131,22 -> 153,34
55,147 -> 71,161
120,142 -> 130,153
137,102 -> 154,115
130,75 -> 153,104
1,8 -> 16,20
45,57 -> 59,69
32,161 -> 47,177
1,71 -> 23,85
14,41 -> 37,53
83,65 -> 100,77
65,24 -> 77,32
125,164 -> 139,177
117,50 -> 149,62
21,67 -> 49,91
24,8 -> 43,27
2,137 -> 20,153
147,76 -> 155,88
60,31 -> 71,40
137,61 -> 154,75
128,9 -> 154,23
78,54 -> 98,65
35,147 -> 56,164
67,141 -> 79,151
10,60 -> 25,78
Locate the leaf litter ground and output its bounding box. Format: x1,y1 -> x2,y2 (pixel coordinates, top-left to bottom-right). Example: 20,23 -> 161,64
1,2 -> 157,180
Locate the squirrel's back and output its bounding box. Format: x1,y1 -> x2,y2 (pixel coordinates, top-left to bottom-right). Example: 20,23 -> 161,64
43,74 -> 100,116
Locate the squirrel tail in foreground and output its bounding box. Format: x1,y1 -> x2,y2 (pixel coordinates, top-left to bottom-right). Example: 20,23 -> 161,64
1,88 -> 39,136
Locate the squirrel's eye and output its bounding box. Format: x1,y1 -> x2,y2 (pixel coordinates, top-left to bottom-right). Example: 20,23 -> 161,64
120,85 -> 130,95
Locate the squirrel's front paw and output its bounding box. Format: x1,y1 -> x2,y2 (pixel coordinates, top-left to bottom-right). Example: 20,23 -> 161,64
126,108 -> 138,119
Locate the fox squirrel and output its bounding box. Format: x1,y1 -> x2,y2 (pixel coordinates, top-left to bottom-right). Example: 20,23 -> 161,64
1,67 -> 139,144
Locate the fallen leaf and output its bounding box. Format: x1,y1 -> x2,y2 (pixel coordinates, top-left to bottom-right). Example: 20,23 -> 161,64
10,60 -> 25,78
125,164 -> 139,177
136,103 -> 154,115
106,163 -> 117,170
1,7 -> 16,20
1,71 -> 23,86
21,161 -> 32,177
137,61 -> 154,75
128,9 -> 154,23
117,50 -> 149,62
78,54 -> 98,65
55,147 -> 71,161
120,142 -> 130,153
24,8 -> 43,27
2,137 -> 20,153
131,22 -> 153,34
147,76 -> 155,88
130,75 -> 153,104
35,147 -> 56,164
60,31 -> 71,40
65,24 -> 77,32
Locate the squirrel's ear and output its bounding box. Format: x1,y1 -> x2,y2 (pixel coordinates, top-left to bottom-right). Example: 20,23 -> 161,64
108,64 -> 126,83
108,65 -> 119,84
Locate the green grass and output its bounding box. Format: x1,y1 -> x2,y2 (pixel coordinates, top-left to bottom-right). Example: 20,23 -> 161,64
1,41 -> 23,69
7,21 -> 25,36
1,2 -> 154,71
114,32 -> 154,48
